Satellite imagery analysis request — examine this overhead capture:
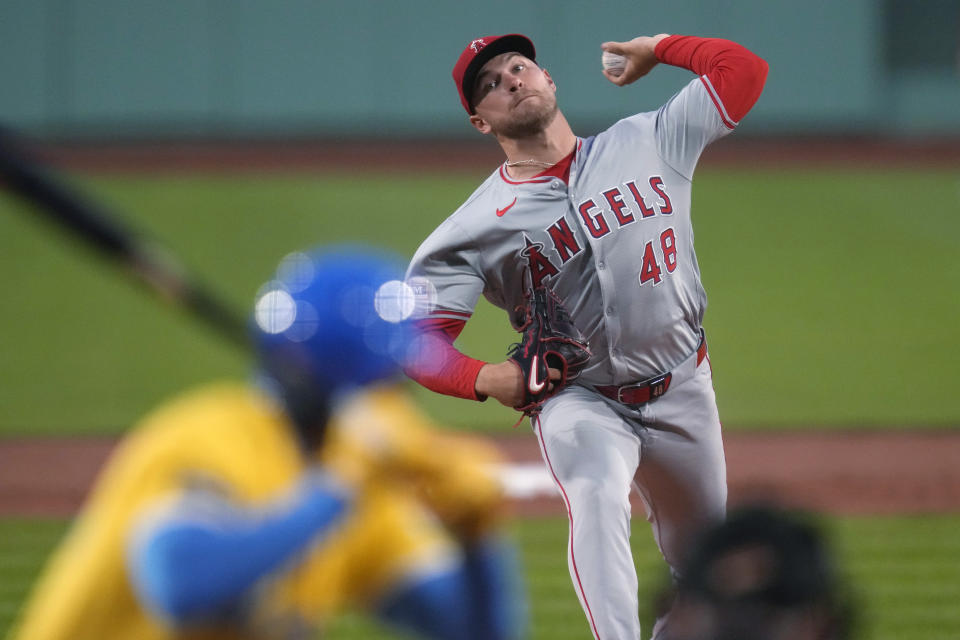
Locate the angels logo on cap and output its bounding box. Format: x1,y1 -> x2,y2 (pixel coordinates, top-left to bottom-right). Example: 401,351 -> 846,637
452,33 -> 536,114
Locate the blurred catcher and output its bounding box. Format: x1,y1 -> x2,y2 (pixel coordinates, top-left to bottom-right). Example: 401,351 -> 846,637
8,246 -> 525,640
662,505 -> 855,640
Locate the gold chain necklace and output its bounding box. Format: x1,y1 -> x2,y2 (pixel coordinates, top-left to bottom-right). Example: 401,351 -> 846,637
504,158 -> 555,168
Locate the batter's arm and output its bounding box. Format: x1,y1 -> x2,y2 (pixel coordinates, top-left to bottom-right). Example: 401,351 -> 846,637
127,473 -> 352,625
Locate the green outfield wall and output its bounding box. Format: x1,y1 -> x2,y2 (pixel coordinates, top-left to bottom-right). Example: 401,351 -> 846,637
2,0 -> 959,139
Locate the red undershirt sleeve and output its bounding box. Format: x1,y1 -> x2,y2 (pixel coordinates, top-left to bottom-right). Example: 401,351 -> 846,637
654,35 -> 768,123
403,317 -> 487,401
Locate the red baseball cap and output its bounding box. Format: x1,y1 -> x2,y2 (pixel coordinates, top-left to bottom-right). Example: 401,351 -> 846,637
452,34 -> 537,114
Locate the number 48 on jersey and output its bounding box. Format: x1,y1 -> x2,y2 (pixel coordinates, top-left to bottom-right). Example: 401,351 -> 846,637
638,227 -> 678,286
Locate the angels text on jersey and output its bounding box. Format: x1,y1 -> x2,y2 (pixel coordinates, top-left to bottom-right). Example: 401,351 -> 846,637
521,174 -> 676,289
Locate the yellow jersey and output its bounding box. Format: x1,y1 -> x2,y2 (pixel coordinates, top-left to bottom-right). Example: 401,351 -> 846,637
9,382 -> 504,640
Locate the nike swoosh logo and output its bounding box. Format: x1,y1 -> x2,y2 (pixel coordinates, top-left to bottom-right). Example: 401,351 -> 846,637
527,354 -> 547,394
496,197 -> 518,217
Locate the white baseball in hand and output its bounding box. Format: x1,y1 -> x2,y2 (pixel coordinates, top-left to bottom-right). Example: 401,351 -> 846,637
602,51 -> 627,77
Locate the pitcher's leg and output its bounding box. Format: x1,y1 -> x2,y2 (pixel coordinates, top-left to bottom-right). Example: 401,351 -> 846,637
537,388 -> 644,640
635,362 -> 727,639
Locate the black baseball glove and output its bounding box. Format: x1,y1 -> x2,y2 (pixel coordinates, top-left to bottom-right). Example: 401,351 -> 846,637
507,286 -> 592,417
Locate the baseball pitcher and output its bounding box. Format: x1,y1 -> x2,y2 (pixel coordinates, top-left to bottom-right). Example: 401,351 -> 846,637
404,32 -> 767,639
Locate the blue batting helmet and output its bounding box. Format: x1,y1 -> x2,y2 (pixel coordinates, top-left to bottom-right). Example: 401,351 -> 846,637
251,246 -> 419,398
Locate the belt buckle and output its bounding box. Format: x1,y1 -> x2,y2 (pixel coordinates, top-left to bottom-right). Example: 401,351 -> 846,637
616,382 -> 644,404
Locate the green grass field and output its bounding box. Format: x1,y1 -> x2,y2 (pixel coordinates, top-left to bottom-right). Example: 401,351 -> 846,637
3,515 -> 959,640
1,167 -> 958,435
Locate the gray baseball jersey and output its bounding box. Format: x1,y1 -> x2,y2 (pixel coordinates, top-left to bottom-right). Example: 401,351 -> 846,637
408,76 -> 732,384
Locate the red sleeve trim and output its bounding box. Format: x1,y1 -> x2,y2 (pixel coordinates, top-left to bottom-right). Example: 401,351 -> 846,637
428,309 -> 473,321
655,35 -> 768,124
699,76 -> 736,129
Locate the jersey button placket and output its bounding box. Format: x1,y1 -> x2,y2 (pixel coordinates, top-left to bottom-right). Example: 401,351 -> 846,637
611,347 -> 623,359
591,239 -> 625,379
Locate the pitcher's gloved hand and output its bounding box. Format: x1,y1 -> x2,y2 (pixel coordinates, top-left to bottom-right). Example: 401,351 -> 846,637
507,286 -> 592,417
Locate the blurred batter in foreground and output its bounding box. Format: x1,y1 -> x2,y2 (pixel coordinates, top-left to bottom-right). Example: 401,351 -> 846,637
9,246 -> 524,640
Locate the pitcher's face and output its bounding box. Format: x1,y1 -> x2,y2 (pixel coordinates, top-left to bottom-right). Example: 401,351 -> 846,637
470,52 -> 558,138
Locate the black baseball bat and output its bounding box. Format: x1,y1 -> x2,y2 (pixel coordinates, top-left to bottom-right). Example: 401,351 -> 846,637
0,126 -> 250,350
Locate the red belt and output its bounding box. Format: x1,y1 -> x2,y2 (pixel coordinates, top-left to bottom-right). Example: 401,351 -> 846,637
595,336 -> 707,405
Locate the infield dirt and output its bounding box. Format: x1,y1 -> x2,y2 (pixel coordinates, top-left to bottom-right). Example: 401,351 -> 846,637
2,429 -> 958,517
